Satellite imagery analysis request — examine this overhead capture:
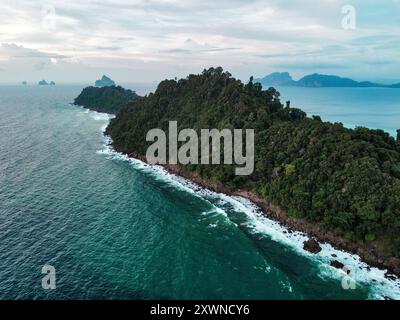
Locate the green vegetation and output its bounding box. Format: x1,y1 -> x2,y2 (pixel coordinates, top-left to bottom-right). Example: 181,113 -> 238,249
106,67 -> 400,258
74,85 -> 141,114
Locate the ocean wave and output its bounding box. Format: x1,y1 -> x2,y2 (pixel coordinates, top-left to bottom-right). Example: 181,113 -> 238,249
94,116 -> 400,300
73,104 -> 115,121
221,196 -> 400,300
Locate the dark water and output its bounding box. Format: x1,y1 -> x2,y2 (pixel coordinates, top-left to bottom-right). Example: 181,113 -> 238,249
0,85 -> 398,299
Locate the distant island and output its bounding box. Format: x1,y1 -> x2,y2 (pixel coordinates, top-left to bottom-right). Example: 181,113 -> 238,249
95,75 -> 116,87
22,81 -> 27,85
74,85 -> 141,114
38,80 -> 56,86
255,72 -> 400,88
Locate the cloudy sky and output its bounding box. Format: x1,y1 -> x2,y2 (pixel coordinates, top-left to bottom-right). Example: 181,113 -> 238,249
0,0 -> 399,84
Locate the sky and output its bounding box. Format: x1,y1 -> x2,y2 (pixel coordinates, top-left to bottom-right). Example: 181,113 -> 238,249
0,0 -> 399,84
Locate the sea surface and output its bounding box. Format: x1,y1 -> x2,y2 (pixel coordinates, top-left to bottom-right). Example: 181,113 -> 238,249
0,85 -> 399,300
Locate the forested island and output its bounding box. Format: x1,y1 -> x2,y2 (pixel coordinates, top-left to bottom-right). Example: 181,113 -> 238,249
76,67 -> 400,275
74,85 -> 141,114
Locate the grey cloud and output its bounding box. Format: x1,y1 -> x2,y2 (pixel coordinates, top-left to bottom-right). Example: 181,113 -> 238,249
1,43 -> 67,59
160,48 -> 192,54
200,47 -> 239,52
0,0 -> 398,82
256,45 -> 348,60
13,53 -> 68,59
95,46 -> 123,51
353,35 -> 400,45
160,47 -> 239,55
275,61 -> 346,71
257,50 -> 322,59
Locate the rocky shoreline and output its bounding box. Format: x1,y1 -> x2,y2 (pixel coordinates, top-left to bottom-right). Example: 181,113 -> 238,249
114,147 -> 400,278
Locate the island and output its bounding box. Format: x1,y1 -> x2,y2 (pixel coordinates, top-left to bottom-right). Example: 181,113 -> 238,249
22,81 -> 27,85
74,85 -> 141,114
255,72 -> 400,88
95,75 -> 116,87
255,72 -> 297,86
38,80 -> 56,86
76,67 -> 400,276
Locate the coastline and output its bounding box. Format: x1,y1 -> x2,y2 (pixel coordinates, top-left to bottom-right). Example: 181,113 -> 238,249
76,104 -> 400,298
113,147 -> 400,278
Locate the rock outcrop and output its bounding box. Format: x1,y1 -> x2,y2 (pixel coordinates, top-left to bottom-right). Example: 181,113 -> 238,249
303,238 -> 322,254
95,75 -> 116,87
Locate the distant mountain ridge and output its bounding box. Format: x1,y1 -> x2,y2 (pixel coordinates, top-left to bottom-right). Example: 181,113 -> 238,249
255,72 -> 400,88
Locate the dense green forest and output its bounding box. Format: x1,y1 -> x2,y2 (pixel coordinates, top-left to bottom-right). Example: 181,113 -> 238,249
74,85 -> 141,114
106,67 -> 400,258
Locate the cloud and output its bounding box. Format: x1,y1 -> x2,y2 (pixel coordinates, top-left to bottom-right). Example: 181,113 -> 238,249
160,48 -> 192,54
0,0 -> 398,82
95,46 -> 123,51
0,42 -> 69,74
276,61 -> 346,71
159,38 -> 239,55
0,43 -> 67,59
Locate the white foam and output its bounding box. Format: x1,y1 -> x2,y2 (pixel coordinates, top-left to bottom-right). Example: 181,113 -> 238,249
93,115 -> 400,300
279,280 -> 293,293
90,112 -> 113,121
220,196 -> 400,299
73,104 -> 115,121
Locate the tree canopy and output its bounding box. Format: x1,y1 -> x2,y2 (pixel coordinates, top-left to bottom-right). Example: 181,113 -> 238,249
74,85 -> 141,114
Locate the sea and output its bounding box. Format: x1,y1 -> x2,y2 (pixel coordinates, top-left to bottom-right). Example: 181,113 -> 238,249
0,84 -> 399,300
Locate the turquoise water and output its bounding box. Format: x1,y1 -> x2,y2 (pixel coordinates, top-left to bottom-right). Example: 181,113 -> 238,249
0,85 -> 399,300
126,84 -> 400,136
